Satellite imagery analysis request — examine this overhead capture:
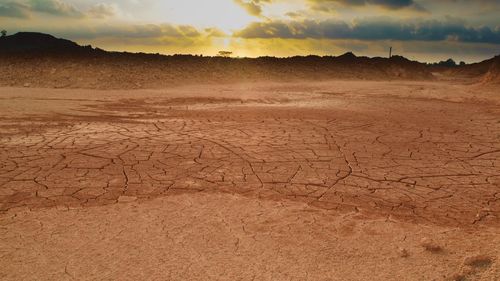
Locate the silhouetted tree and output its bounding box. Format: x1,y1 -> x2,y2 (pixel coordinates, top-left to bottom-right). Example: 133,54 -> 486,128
459,61 -> 466,66
442,58 -> 457,67
1,30 -> 6,37
431,58 -> 457,67
218,51 -> 232,58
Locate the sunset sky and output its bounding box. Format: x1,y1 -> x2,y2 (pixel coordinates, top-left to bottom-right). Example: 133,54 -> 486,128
1,0 -> 500,62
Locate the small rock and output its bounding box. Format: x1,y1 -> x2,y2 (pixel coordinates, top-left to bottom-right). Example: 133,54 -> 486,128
118,196 -> 137,203
23,83 -> 31,87
448,273 -> 466,281
464,254 -> 492,268
420,237 -> 442,252
398,247 -> 409,258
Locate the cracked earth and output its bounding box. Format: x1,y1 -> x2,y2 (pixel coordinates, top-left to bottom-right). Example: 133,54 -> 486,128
1,81 -> 499,280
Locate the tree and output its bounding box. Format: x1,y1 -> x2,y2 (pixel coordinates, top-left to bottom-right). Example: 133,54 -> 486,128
433,58 -> 457,67
217,51 -> 232,58
1,30 -> 6,37
442,58 -> 457,67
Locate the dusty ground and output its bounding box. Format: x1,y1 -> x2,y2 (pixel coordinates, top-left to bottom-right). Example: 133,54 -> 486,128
0,80 -> 499,280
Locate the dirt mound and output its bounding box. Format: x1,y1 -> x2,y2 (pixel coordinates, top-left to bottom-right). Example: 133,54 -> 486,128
481,56 -> 500,84
438,55 -> 500,84
0,32 -> 434,89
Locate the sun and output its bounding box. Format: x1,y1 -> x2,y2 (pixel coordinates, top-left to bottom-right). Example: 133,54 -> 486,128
153,0 -> 256,34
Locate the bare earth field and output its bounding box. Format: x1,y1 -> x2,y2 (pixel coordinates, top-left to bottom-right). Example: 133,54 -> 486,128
1,80 -> 499,280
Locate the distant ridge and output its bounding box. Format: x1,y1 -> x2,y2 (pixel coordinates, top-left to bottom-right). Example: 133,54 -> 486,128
0,32 -> 498,89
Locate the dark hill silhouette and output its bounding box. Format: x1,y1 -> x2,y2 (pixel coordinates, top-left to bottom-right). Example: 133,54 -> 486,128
0,32 -> 96,54
0,32 -> 497,89
335,52 -> 357,63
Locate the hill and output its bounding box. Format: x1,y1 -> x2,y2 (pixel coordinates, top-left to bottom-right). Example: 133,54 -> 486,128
0,32 -> 96,54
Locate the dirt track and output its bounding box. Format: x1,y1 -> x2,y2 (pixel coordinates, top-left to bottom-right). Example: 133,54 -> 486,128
1,80 -> 499,280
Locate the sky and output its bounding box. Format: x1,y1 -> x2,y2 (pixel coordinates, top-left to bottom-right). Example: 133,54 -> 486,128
1,0 -> 500,62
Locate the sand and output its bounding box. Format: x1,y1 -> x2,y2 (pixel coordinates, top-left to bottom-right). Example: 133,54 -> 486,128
0,80 -> 499,280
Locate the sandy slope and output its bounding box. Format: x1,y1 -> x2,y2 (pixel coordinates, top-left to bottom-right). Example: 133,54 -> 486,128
0,80 -> 499,280
483,59 -> 500,85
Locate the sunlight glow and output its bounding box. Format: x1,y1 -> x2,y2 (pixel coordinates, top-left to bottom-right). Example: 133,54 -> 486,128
151,0 -> 256,33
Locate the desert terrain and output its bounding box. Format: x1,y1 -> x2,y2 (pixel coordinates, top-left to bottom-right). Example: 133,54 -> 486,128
0,79 -> 499,280
1,32 -> 500,281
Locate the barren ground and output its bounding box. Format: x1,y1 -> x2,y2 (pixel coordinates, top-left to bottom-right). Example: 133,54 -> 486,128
1,80 -> 499,280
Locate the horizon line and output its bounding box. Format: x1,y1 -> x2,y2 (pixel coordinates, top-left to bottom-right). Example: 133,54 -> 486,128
2,31 -> 499,65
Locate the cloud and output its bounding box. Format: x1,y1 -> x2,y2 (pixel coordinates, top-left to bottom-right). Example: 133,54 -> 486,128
234,0 -> 271,16
234,18 -> 500,44
34,22 -> 229,55
0,1 -> 30,18
332,0 -> 415,8
0,0 -> 116,18
28,0 -> 82,17
308,0 -> 426,12
43,23 -> 224,41
87,3 -> 116,18
204,27 -> 227,37
233,0 -> 425,14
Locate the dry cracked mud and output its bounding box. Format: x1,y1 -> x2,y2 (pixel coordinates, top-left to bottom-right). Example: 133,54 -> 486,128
1,80 -> 499,280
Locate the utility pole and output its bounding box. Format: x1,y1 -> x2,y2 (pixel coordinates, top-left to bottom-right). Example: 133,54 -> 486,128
389,47 -> 392,58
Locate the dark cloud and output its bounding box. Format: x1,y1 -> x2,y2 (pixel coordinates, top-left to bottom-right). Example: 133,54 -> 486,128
236,0 -> 426,11
309,0 -> 426,11
333,0 -> 415,8
0,2 -> 30,18
234,18 -> 500,44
